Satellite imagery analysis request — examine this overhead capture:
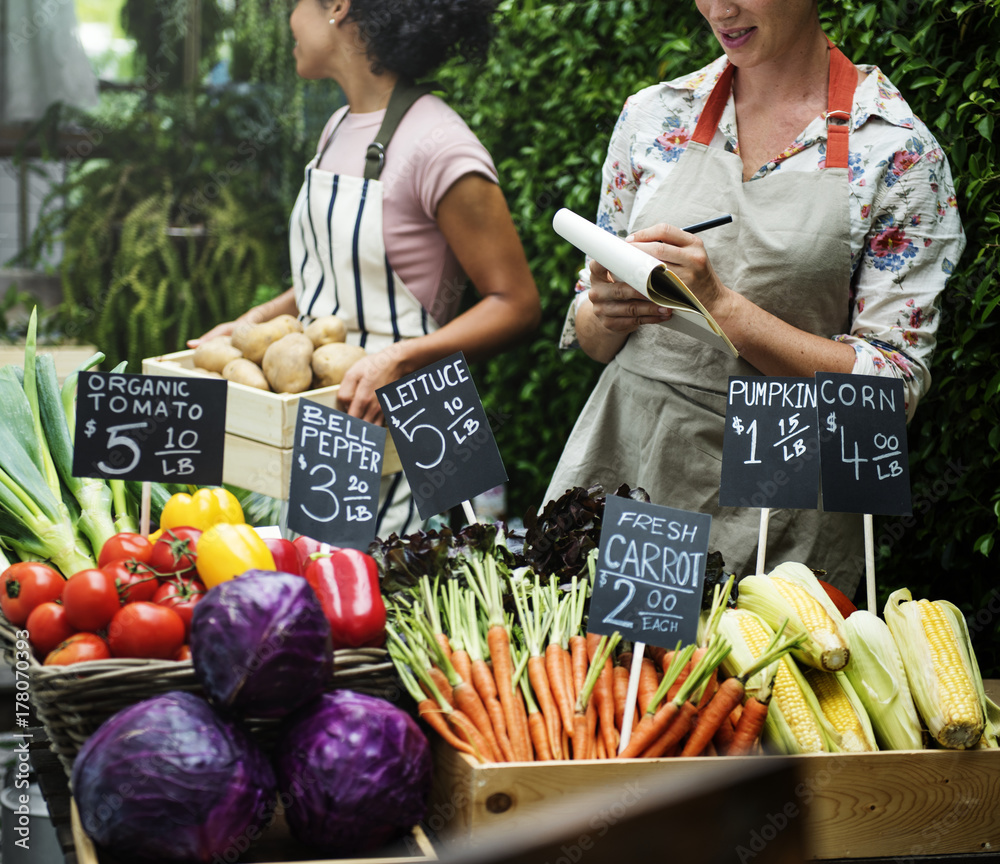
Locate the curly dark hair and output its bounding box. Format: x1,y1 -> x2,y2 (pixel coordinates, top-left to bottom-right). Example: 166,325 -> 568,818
333,0 -> 499,80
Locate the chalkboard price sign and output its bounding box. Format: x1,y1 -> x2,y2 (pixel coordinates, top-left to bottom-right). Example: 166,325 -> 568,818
587,495 -> 711,649
72,371 -> 227,485
720,376 -> 820,510
376,352 -> 507,520
287,399 -> 386,550
816,372 -> 911,515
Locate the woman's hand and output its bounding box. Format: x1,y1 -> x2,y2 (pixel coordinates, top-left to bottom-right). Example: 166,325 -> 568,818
587,259 -> 673,334
187,320 -> 236,348
625,222 -> 735,322
335,343 -> 411,426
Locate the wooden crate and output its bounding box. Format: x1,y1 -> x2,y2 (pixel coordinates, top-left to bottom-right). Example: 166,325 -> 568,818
142,349 -> 402,497
71,799 -> 437,864
430,738 -> 1000,861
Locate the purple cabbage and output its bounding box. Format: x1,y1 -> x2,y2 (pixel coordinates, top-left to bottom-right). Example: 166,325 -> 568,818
190,570 -> 333,718
71,691 -> 276,863
275,690 -> 432,854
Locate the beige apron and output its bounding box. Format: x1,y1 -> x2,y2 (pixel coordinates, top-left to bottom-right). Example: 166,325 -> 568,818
546,47 -> 866,595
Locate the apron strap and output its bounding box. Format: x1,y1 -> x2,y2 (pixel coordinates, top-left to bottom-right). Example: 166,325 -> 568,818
364,81 -> 435,180
691,43 -> 858,169
825,45 -> 858,170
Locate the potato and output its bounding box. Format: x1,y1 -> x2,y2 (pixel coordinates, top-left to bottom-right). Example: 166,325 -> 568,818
192,336 -> 242,373
222,358 -> 271,391
192,367 -> 224,378
263,333 -> 314,394
231,314 -> 303,364
312,342 -> 368,388
304,314 -> 347,349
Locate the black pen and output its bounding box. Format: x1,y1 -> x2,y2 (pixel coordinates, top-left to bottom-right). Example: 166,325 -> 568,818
681,214 -> 733,234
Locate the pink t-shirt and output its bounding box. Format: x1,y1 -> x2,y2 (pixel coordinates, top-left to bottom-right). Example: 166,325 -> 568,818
316,94 -> 498,326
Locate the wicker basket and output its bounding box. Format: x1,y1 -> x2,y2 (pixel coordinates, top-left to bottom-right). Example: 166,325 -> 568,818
0,615 -> 398,780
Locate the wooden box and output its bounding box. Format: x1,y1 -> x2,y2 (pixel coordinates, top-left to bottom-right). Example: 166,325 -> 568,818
71,800 -> 437,864
142,350 -> 401,498
429,738 -> 1000,861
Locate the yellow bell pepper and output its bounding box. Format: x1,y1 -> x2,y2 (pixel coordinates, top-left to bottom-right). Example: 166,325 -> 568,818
195,522 -> 276,589
160,487 -> 245,532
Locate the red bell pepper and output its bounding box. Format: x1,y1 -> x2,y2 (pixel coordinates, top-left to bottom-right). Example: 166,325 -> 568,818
292,535 -> 339,574
304,549 -> 385,649
264,538 -> 304,576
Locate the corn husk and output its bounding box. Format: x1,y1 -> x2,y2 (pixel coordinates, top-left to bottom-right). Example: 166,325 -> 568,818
841,610 -> 924,750
885,588 -> 984,750
718,608 -> 840,754
736,562 -> 850,672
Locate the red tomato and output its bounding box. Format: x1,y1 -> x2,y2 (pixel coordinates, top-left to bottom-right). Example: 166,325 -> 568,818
291,535 -> 338,573
97,532 -> 154,569
149,527 -> 202,577
265,538 -> 304,576
152,577 -> 206,638
102,560 -> 160,605
174,644 -> 192,662
61,569 -> 121,632
107,602 -> 186,659
44,633 -> 110,666
25,602 -> 76,657
1,562 -> 65,626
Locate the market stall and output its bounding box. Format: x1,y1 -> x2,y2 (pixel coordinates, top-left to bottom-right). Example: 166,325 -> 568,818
1,317 -> 999,864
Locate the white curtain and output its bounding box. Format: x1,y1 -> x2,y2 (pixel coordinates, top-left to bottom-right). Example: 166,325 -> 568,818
2,0 -> 99,123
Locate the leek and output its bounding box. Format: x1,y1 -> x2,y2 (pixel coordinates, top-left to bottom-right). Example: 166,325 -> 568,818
0,366 -> 96,576
36,354 -> 116,555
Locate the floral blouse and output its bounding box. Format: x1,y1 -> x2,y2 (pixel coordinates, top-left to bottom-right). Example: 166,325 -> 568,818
562,54 -> 966,419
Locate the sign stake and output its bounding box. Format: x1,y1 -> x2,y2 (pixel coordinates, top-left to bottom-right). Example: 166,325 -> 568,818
864,513 -> 877,612
140,481 -> 151,537
461,499 -> 477,526
755,507 -> 770,574
617,642 -> 645,754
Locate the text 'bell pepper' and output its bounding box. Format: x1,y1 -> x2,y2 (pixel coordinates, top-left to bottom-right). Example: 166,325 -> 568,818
195,523 -> 276,589
304,549 -> 386,650
160,487 -> 245,532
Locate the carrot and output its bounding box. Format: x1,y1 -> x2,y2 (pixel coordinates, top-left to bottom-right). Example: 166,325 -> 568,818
546,642 -> 575,734
636,656 -> 660,715
451,679 -> 503,762
451,648 -> 473,686
648,645 -> 668,671
436,633 -> 453,665
528,655 -> 564,760
569,634 -> 589,696
729,695 -> 770,756
416,699 -> 478,760
428,666 -> 454,707
619,699 -> 680,759
571,633 -> 621,760
642,699 -> 699,758
487,625 -> 528,760
667,645 -> 706,703
449,708 -> 501,763
471,658 -> 515,762
713,712 -> 736,755
573,711 -> 591,760
730,702 -> 743,729
596,733 -> 607,759
519,673 -> 553,761
587,632 -> 619,758
612,662 -> 634,733
680,675 -> 746,757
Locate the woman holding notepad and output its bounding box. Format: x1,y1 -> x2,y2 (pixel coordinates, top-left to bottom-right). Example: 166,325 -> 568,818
545,0 -> 965,596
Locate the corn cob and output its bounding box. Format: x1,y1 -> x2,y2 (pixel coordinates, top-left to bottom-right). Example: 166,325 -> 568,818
735,562 -> 850,672
803,667 -> 877,752
841,610 -> 924,750
718,608 -> 838,754
885,588 -> 984,750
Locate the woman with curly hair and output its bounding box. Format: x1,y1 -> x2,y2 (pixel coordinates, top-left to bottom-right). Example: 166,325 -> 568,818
195,0 -> 541,537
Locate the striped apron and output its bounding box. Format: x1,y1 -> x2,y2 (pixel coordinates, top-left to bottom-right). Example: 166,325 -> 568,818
288,111 -> 439,538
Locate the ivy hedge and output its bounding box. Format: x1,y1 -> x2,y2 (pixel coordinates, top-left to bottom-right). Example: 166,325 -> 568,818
440,0 -> 1000,673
